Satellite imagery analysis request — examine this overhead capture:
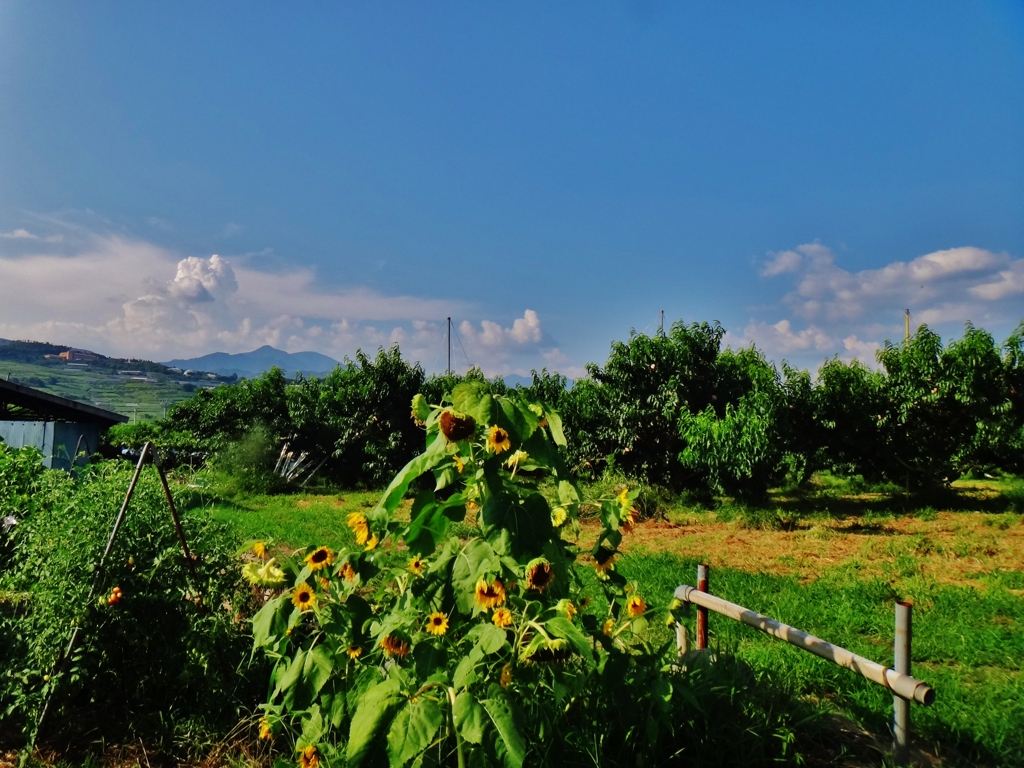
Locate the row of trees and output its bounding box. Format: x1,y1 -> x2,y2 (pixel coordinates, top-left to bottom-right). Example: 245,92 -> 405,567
116,320 -> 1024,500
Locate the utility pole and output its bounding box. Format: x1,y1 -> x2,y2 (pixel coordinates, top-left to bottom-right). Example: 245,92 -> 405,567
905,309 -> 910,342
447,317 -> 452,376
660,309 -> 665,334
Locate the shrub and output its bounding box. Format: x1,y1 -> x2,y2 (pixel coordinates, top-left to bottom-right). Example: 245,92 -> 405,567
0,447 -> 262,753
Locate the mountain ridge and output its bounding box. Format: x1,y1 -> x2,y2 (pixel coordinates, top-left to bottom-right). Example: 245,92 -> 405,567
162,346 -> 340,378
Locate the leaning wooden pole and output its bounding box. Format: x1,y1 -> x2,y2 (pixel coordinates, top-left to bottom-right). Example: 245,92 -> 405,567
154,460 -> 197,579
893,602 -> 913,763
674,584 -> 935,706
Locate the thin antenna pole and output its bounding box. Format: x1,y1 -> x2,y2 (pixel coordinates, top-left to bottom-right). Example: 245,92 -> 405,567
660,310 -> 665,334
905,309 -> 910,342
447,317 -> 452,375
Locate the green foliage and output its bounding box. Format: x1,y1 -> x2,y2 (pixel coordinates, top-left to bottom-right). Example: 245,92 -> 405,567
0,445 -> 261,752
216,424 -> 289,495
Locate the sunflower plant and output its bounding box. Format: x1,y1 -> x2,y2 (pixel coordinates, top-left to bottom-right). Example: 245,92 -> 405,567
248,382 -> 678,767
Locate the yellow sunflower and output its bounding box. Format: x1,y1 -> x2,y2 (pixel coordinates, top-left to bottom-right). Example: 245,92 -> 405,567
486,425 -> 511,455
298,744 -> 319,768
474,578 -> 506,610
492,607 -> 513,628
346,645 -> 363,660
364,533 -> 379,551
304,546 -> 334,572
627,595 -> 647,618
408,556 -> 426,575
380,634 -> 411,658
594,547 -> 617,576
292,584 -> 317,611
337,561 -> 357,582
252,540 -> 267,559
425,612 -> 449,636
453,454 -> 465,473
346,512 -> 371,546
258,717 -> 272,740
504,449 -> 529,473
617,487 -> 630,509
550,506 -> 568,527
602,618 -> 616,636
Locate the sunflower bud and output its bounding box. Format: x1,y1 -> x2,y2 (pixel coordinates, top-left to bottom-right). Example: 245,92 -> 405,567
411,393 -> 430,425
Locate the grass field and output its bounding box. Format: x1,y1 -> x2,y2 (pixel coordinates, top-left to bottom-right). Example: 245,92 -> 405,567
198,475 -> 1024,767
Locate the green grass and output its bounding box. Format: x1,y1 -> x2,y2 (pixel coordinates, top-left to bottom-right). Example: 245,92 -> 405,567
204,490 -> 382,552
615,552 -> 1024,767
189,477 -> 1024,767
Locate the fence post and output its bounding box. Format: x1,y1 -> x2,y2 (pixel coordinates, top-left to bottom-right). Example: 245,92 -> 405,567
893,602 -> 912,764
696,564 -> 709,650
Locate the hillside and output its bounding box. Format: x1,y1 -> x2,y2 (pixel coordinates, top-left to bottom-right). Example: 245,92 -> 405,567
0,339 -> 230,421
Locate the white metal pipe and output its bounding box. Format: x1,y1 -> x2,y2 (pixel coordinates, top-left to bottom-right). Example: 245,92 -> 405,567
893,602 -> 912,762
674,585 -> 934,706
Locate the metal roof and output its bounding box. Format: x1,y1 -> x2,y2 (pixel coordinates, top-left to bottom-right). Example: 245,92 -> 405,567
0,378 -> 128,426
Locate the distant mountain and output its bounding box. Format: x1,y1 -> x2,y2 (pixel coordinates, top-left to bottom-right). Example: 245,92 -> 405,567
162,346 -> 339,379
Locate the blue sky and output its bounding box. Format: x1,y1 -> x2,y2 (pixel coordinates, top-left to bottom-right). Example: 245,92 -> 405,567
1,2 -> 1023,376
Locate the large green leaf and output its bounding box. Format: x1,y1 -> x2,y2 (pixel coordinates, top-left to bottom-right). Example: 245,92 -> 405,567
347,678 -> 404,765
387,697 -> 444,766
451,540 -> 499,614
482,693 -> 525,768
544,617 -> 591,658
451,381 -> 495,425
273,648 -> 305,700
251,594 -> 287,650
374,435 -> 446,518
466,623 -> 508,655
454,691 -> 487,745
303,644 -> 334,697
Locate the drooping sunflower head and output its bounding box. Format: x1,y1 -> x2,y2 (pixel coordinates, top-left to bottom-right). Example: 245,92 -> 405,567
292,584 -> 317,611
504,449 -> 529,472
439,409 -> 476,442
500,663 -> 513,688
627,595 -> 647,618
411,393 -> 430,425
364,533 -> 379,551
304,546 -> 334,572
337,561 -> 357,582
474,578 -> 506,609
298,744 -> 319,768
525,558 -> 555,593
425,612 -> 449,636
550,506 -> 568,528
556,599 -> 577,621
617,487 -> 630,509
594,547 -> 617,575
258,717 -> 272,740
492,607 -> 513,628
622,506 -> 638,533
486,425 -> 511,455
346,513 -> 371,546
408,556 -> 426,576
380,633 -> 411,659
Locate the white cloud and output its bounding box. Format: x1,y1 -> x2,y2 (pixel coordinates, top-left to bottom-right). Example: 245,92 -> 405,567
1,228 -> 37,239
0,225 -> 563,376
736,241 -> 1023,370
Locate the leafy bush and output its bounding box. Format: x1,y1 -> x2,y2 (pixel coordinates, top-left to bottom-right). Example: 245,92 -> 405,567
0,446 -> 262,753
216,424 -> 289,495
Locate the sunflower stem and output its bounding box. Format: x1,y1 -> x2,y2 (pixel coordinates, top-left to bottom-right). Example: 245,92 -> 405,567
448,686 -> 466,768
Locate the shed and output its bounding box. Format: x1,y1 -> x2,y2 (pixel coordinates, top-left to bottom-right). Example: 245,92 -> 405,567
0,378 -> 128,470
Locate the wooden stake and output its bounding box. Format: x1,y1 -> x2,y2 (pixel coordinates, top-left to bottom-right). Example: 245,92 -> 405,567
894,602 -> 912,764
696,564 -> 709,650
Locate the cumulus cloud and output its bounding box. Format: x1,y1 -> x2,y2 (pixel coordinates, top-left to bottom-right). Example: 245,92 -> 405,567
737,241 -> 1024,369
0,225 -> 562,376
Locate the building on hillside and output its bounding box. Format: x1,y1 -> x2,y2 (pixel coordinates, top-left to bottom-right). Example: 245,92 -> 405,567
43,349 -> 99,363
0,378 -> 127,470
